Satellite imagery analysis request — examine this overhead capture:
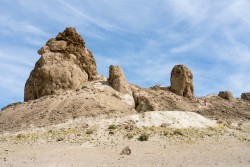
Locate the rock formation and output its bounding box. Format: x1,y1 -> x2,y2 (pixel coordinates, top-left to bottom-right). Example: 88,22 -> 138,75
170,64 -> 194,98
241,93 -> 250,101
218,91 -> 234,101
108,65 -> 131,94
24,27 -> 98,101
133,91 -> 156,112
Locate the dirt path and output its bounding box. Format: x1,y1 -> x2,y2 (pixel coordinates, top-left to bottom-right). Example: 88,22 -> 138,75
1,138 -> 249,167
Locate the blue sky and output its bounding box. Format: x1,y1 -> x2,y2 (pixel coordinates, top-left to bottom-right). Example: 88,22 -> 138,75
1,0 -> 250,108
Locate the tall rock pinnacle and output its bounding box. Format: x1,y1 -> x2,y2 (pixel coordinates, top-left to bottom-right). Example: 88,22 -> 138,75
24,27 -> 98,101
170,64 -> 194,98
108,65 -> 132,95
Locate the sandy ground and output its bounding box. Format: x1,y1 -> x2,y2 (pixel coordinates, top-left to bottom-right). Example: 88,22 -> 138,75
0,138 -> 250,167
0,111 -> 249,167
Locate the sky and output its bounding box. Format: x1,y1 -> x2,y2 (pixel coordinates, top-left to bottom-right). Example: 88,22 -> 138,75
0,0 -> 250,109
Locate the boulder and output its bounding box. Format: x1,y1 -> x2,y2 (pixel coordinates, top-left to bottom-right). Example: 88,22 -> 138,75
120,146 -> 131,155
241,92 -> 250,101
108,65 -> 131,94
218,91 -> 234,101
24,27 -> 98,101
170,64 -> 194,98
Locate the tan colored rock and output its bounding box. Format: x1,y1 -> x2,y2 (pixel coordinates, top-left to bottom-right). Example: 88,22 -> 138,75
131,85 -> 198,113
108,65 -> 131,94
24,27 -> 98,101
170,64 -> 194,98
132,91 -> 156,112
241,92 -> 250,101
120,146 -> 131,155
218,91 -> 234,101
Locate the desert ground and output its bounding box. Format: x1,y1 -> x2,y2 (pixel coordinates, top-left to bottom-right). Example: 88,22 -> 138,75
1,138 -> 250,167
0,111 -> 250,167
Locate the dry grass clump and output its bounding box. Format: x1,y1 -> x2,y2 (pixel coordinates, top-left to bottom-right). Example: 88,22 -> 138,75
108,124 -> 117,130
86,128 -> 95,135
138,132 -> 149,141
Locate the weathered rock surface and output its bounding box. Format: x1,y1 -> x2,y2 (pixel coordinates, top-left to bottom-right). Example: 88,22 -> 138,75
1,79 -> 250,133
132,86 -> 198,113
170,65 -> 194,98
108,65 -> 131,94
133,91 -> 156,112
241,93 -> 250,101
218,91 -> 234,101
24,27 -> 98,101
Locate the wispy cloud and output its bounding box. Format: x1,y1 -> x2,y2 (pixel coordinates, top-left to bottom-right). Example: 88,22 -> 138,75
169,38 -> 204,54
56,0 -> 124,32
0,15 -> 48,37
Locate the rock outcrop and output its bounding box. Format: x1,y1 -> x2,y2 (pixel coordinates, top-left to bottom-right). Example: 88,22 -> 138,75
241,93 -> 250,101
108,65 -> 131,94
133,91 -> 156,112
170,64 -> 194,98
218,91 -> 234,101
24,27 -> 98,101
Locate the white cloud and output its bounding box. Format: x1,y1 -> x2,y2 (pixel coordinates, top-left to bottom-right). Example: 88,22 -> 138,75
166,0 -> 216,28
169,38 -> 204,54
0,16 -> 48,37
56,0 -> 124,32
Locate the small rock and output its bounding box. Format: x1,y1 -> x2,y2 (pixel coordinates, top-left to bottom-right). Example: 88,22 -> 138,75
120,146 -> 131,155
161,123 -> 171,128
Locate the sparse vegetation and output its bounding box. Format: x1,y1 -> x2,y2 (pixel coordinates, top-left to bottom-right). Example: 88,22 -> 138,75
86,129 -> 95,134
108,124 -> 117,130
138,132 -> 149,141
16,133 -> 24,139
173,129 -> 184,136
125,133 -> 134,139
56,136 -> 64,142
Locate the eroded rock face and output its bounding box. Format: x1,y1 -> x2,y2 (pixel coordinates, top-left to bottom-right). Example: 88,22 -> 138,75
132,91 -> 156,112
108,65 -> 131,94
24,27 -> 98,101
170,65 -> 194,98
241,93 -> 250,101
218,91 -> 234,101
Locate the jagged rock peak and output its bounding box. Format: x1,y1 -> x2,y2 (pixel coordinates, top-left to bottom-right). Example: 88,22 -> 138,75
24,27 -> 98,101
37,27 -> 98,80
38,27 -> 85,55
108,65 -> 131,95
170,64 -> 194,99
